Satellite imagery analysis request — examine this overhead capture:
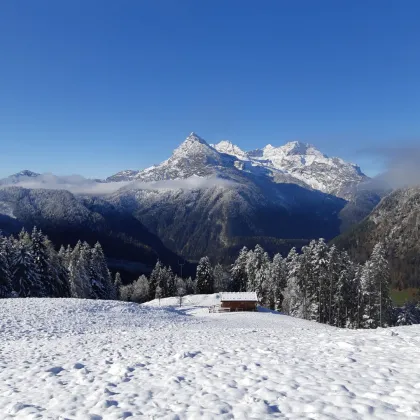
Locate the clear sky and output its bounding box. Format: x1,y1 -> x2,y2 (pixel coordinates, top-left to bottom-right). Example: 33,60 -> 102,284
1,0 -> 419,178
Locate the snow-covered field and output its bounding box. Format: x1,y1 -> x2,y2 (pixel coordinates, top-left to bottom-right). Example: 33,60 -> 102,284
1,296 -> 420,419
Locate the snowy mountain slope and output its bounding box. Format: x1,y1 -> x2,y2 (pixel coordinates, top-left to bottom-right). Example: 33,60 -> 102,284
105,133 -> 373,260
0,169 -> 41,186
109,169 -> 346,261
212,139 -> 368,199
108,133 -> 238,183
1,297 -> 420,419
0,187 -> 191,279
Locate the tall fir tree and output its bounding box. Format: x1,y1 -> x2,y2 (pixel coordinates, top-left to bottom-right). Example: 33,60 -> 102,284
196,256 -> 214,294
90,242 -> 113,300
44,237 -> 71,297
270,253 -> 288,311
283,248 -> 304,317
213,263 -> 230,292
149,260 -> 163,300
114,272 -> 122,300
370,242 -> 393,327
0,234 -> 13,298
12,234 -> 44,297
231,246 -> 249,292
68,241 -> 91,298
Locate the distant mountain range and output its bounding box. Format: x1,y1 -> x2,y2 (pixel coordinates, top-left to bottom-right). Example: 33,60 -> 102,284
106,133 -> 368,200
0,132 -> 387,271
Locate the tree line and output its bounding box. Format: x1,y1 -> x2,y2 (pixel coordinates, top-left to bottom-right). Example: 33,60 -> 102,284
0,227 -> 120,300
1,227 -> 418,328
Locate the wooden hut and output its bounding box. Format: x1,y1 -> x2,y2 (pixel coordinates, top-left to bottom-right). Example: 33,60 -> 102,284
219,292 -> 258,312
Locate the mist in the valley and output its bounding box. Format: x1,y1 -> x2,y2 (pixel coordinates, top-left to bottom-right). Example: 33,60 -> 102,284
369,147 -> 420,189
0,173 -> 235,195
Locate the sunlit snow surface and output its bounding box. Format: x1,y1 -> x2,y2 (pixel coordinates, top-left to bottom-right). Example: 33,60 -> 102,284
1,296 -> 420,419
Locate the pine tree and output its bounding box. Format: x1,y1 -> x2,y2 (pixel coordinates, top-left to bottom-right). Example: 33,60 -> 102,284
114,272 -> 122,300
44,237 -> 70,297
164,266 -> 176,297
370,242 -> 393,327
149,260 -> 163,300
0,234 -> 13,298
68,241 -> 91,298
90,242 -> 113,300
270,253 -> 287,310
231,246 -> 249,292
12,235 -> 43,297
213,263 -> 230,292
31,227 -> 51,295
245,245 -> 269,298
255,252 -> 271,305
196,256 -> 214,294
283,248 -> 304,317
185,276 -> 195,295
310,239 -> 329,323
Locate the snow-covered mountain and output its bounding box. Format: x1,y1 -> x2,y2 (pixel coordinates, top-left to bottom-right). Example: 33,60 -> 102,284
0,133 -> 380,263
0,170 -> 41,185
108,133 -> 238,183
108,133 -> 368,200
212,139 -> 367,198
104,133 -> 357,261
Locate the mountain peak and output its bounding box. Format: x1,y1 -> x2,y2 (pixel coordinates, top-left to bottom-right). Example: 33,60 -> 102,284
184,132 -> 207,145
212,140 -> 249,160
15,170 -> 40,178
171,132 -> 214,159
280,141 -> 314,156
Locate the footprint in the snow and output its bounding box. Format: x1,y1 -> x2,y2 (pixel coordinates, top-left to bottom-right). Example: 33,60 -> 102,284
46,366 -> 64,375
73,363 -> 85,370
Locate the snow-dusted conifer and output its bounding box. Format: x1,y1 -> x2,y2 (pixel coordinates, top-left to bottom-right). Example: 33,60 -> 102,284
270,253 -> 287,310
149,260 -> 163,300
0,234 -> 13,298
114,272 -> 122,300
185,276 -> 195,295
164,266 -> 176,297
68,241 -> 91,298
231,246 -> 249,292
213,263 -> 230,292
283,248 -> 304,317
370,242 -> 393,327
44,237 -> 70,297
196,256 -> 214,294
90,242 -> 113,300
12,235 -> 43,297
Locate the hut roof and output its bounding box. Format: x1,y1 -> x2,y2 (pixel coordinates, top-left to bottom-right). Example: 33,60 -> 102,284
220,292 -> 258,302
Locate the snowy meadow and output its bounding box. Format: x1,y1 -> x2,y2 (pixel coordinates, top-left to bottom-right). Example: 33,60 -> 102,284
1,296 -> 420,419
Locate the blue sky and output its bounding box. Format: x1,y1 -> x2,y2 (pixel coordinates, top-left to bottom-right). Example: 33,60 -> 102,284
1,0 -> 419,178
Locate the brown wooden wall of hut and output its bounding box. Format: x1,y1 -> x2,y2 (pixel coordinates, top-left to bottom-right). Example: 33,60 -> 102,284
220,301 -> 257,311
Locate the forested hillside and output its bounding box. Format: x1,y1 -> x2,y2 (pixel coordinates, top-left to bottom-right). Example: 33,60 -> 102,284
333,187 -> 420,289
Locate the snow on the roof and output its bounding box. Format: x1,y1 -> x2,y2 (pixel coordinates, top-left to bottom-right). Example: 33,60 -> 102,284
220,292 -> 258,302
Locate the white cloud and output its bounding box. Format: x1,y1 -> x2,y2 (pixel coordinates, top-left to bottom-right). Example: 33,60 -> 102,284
0,173 -> 235,195
363,147 -> 420,189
